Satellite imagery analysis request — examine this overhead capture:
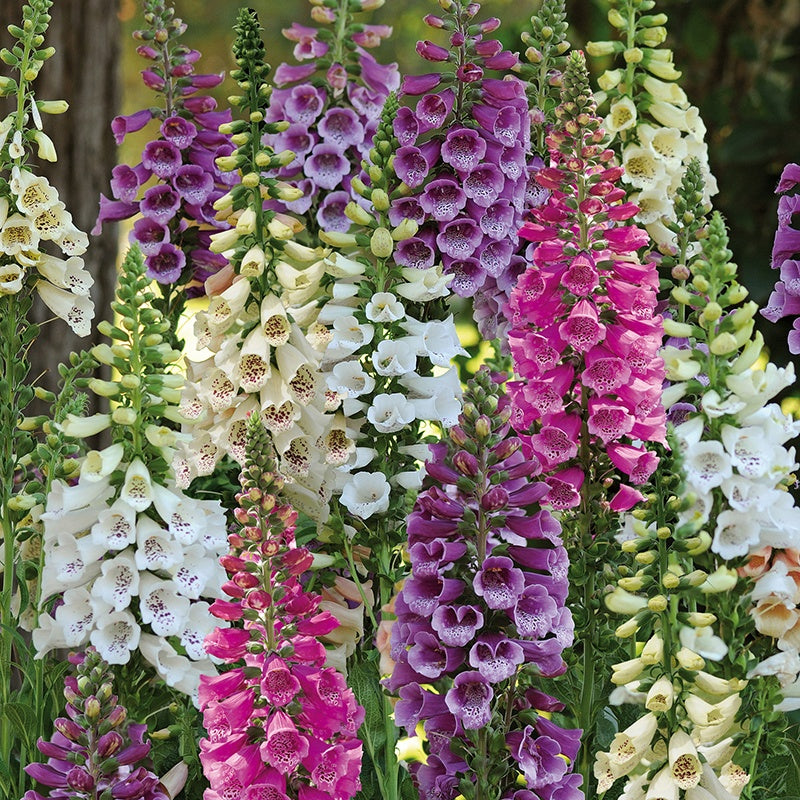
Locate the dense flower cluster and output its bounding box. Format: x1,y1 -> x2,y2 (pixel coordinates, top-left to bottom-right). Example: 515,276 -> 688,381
0,6 -> 93,333
263,0 -> 399,234
200,413 -> 363,800
391,0 -> 533,339
174,9 -> 347,520
34,247 -> 226,697
588,0 -> 718,248
24,647 -> 173,800
94,0 -> 235,296
316,96 -> 464,523
762,163 -> 800,353
507,51 -> 665,509
389,370 -> 580,800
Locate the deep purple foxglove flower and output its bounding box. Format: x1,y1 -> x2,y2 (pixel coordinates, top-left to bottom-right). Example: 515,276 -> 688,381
94,1 -> 237,300
24,648 -> 171,800
388,369 -> 579,800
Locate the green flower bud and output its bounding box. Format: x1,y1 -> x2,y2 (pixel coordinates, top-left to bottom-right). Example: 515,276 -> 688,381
370,227 -> 394,258
111,407 -> 137,426
89,378 -> 120,397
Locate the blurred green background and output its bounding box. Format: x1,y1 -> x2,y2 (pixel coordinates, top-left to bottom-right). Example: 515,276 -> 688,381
119,0 -> 800,367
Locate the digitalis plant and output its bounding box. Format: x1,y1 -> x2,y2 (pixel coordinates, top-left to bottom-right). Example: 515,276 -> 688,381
587,0 -> 718,249
174,8 -> 347,523
94,0 -> 238,340
0,1 -> 94,792
35,246 -> 227,700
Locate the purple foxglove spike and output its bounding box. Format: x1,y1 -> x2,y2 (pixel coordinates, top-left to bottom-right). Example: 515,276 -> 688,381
109,164 -> 141,203
536,716 -> 582,763
423,460 -> 462,486
480,485 -> 509,511
473,556 -> 525,610
512,584 -> 559,638
408,630 -> 465,679
359,50 -> 400,95
508,545 -> 569,581
444,671 -> 493,730
111,109 -> 154,145
415,89 -> 455,132
406,513 -> 459,543
96,730 -> 125,758
402,575 -> 465,617
431,604 -> 484,648
423,14 -> 446,28
136,44 -> 159,59
183,95 -> 217,114
522,571 -> 569,605
535,774 -> 584,800
193,128 -> 231,148
777,162 -> 800,193
468,634 -> 525,683
773,222 -> 800,269
401,73 -> 442,96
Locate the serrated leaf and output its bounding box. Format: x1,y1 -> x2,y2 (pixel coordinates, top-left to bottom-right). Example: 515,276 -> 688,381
349,661 -> 388,755
2,701 -> 38,748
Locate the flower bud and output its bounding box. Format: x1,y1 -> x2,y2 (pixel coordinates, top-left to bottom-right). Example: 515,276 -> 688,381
97,730 -> 124,758
586,40 -> 618,57
615,617 -> 640,638
267,217 -> 293,240
345,201 -> 374,226
37,99 -> 68,114
391,218 -> 418,241
623,47 -> 643,64
726,283 -> 748,303
112,407 -> 137,426
372,189 -> 390,211
370,227 -> 394,258
670,286 -> 693,304
647,595 -> 668,612
676,647 -> 705,671
662,318 -> 694,337
32,130 -> 57,161
708,332 -> 738,356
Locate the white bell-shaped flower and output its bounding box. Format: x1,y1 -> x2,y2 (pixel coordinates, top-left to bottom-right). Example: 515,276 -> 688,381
402,315 -> 467,367
90,498 -> 137,551
120,458 -> 154,512
92,549 -> 140,611
40,532 -> 105,599
90,610 -> 141,665
711,509 -> 761,560
168,543 -> 224,600
684,441 -> 733,493
35,281 -> 94,336
138,574 -> 190,636
340,472 -> 391,519
135,516 -> 183,572
179,601 -> 222,660
80,443 -> 125,483
365,291 -> 405,322
367,393 -> 416,434
372,339 -> 417,377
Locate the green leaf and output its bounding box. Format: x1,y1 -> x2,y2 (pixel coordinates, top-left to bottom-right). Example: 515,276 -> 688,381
2,701 -> 38,749
349,661 -> 388,755
784,741 -> 800,795
595,705 -> 618,750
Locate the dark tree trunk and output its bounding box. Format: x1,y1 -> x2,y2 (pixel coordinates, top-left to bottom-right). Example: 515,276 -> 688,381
1,0 -> 121,409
